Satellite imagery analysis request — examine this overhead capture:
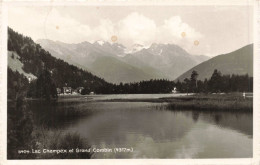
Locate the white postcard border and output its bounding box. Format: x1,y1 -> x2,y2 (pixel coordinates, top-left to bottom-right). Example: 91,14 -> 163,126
0,0 -> 259,165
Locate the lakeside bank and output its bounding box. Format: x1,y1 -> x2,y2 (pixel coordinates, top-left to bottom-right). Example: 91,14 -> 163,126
101,93 -> 253,112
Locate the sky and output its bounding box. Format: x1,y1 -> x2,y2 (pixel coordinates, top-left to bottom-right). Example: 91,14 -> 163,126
8,5 -> 253,57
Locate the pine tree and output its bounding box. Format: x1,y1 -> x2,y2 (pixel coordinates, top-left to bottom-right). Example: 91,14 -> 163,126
190,70 -> 199,93
209,69 -> 222,93
35,69 -> 57,100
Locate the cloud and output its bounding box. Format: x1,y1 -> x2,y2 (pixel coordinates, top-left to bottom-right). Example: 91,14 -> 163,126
117,12 -> 157,45
155,16 -> 203,51
9,8 -> 203,51
87,12 -> 202,50
8,7 -> 46,40
114,13 -> 202,49
45,9 -> 92,43
163,16 -> 202,40
42,10 -> 203,48
91,19 -> 115,42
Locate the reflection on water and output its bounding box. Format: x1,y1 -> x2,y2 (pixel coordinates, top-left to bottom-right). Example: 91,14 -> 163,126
28,98 -> 252,158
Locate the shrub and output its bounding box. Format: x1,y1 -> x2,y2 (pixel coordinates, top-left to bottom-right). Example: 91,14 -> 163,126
33,130 -> 93,159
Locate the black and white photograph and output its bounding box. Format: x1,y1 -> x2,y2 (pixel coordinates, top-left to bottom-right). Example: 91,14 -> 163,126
0,0 -> 259,163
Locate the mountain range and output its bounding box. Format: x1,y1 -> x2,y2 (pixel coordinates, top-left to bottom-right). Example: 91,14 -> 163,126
8,27 -> 253,97
37,39 -> 209,83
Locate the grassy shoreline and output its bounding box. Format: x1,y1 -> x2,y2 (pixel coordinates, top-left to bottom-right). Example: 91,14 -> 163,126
167,94 -> 252,112
22,93 -> 253,112
102,93 -> 253,112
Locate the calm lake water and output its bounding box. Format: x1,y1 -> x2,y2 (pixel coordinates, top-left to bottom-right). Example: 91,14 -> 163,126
29,94 -> 253,158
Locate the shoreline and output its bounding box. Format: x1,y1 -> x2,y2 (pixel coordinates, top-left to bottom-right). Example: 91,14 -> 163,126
15,93 -> 253,112
97,93 -> 253,112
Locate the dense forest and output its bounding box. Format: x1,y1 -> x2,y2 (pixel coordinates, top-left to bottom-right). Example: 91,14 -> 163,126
93,69 -> 253,94
8,68 -> 29,100
93,79 -> 174,94
174,70 -> 253,93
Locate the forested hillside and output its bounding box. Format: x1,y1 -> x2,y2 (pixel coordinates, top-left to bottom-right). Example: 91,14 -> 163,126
176,44 -> 253,81
8,28 -> 110,94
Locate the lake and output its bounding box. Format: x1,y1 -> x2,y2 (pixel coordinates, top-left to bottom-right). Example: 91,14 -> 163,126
28,94 -> 253,158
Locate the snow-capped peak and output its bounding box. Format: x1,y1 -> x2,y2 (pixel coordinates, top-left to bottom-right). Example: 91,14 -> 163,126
132,44 -> 144,52
158,49 -> 163,55
96,40 -> 105,46
125,43 -> 148,54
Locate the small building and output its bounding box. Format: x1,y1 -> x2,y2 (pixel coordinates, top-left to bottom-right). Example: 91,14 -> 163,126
63,87 -> 72,94
56,88 -> 61,94
172,87 -> 178,93
28,76 -> 32,83
76,87 -> 84,94
90,91 -> 95,95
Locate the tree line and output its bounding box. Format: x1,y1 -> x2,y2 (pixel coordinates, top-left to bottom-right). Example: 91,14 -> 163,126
8,67 -> 253,100
93,79 -> 174,94
175,70 -> 253,93
94,69 -> 252,94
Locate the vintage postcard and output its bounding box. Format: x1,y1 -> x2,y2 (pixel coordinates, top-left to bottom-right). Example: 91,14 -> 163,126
0,0 -> 259,164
